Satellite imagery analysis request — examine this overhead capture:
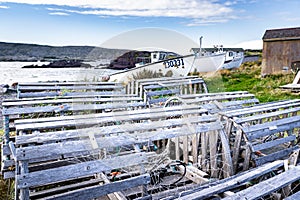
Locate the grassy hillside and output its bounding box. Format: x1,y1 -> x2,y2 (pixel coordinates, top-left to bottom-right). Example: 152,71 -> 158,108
202,60 -> 298,102
0,42 -> 128,61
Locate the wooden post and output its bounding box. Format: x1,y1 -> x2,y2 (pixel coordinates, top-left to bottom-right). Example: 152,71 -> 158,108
183,136 -> 189,164
219,129 -> 233,178
200,132 -> 208,171
3,115 -> 10,145
225,118 -> 233,138
232,129 -> 243,173
209,130 -> 218,178
175,137 -> 180,160
243,144 -> 252,171
18,131 -> 30,200
192,134 -> 199,164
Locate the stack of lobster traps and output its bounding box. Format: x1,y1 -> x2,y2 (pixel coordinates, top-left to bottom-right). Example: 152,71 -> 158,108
1,77 -> 300,200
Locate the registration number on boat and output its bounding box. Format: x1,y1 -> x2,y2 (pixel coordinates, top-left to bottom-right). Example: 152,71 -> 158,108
163,58 -> 184,68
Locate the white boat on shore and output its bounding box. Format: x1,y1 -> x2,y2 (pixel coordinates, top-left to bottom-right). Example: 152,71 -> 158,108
107,50 -> 226,83
191,45 -> 244,70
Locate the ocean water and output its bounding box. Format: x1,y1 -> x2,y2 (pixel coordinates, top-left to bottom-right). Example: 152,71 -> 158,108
0,61 -> 115,85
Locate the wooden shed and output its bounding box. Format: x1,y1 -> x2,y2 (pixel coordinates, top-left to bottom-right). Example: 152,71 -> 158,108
261,27 -> 300,75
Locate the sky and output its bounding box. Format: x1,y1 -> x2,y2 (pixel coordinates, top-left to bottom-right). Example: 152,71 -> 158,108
0,0 -> 300,50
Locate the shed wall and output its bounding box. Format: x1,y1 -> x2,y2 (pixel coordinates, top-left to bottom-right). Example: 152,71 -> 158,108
261,40 -> 300,75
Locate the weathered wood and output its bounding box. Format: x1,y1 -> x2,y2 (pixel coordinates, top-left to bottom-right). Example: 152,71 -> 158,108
4,101 -> 146,115
200,132 -> 208,171
209,130 -> 218,178
176,160 -> 284,200
19,85 -> 124,91
255,146 -> 299,166
252,135 -> 296,152
18,81 -> 121,86
178,165 -> 209,184
2,96 -> 143,107
4,93 -> 138,102
175,137 -> 180,160
192,134 -> 199,164
8,141 -> 16,160
179,91 -> 249,100
183,93 -> 256,104
221,98 -> 259,108
15,108 -> 208,132
18,91 -> 125,98
14,104 -> 204,125
219,129 -> 233,178
285,190 -> 300,200
3,171 -> 14,179
289,149 -> 300,166
182,136 -> 189,164
221,99 -> 300,118
30,178 -> 104,199
223,166 -> 300,200
17,153 -> 146,189
235,107 -> 300,124
16,122 -> 222,162
243,116 -> 300,141
99,173 -> 128,200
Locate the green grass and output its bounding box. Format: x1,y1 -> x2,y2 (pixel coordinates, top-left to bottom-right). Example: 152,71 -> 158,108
0,130 -> 14,200
203,60 -> 298,103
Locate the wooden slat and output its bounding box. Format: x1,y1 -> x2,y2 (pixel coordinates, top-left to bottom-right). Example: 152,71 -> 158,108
223,165 -> 300,200
184,93 -> 256,104
18,82 -> 121,86
14,104 -> 204,125
145,89 -> 180,97
16,122 -> 222,162
243,116 -> 300,141
179,91 -> 249,100
176,160 -> 284,200
221,99 -> 300,118
285,190 -> 300,200
15,108 -> 207,131
235,107 -> 300,124
19,85 -> 123,91
252,135 -> 296,152
30,178 -> 104,198
16,115 -> 216,145
4,101 -> 146,115
42,174 -> 150,200
17,153 -> 146,189
3,94 -> 138,102
255,146 -> 299,166
18,91 -> 124,98
2,97 -> 142,107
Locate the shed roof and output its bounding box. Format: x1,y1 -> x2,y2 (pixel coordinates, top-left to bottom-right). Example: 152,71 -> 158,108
191,47 -> 244,53
263,27 -> 300,41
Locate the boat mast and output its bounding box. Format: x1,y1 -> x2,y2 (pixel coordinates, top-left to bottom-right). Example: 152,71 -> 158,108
199,36 -> 203,56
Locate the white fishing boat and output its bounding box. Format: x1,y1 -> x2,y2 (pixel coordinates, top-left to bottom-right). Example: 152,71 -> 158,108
107,50 -> 226,83
191,45 -> 244,70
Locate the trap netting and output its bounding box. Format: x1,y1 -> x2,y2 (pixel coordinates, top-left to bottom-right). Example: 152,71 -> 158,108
63,94 -> 233,200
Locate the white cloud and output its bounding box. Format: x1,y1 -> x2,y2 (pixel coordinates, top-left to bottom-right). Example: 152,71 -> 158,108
0,0 -> 237,25
0,5 -> 9,9
49,12 -> 69,16
232,40 -> 263,49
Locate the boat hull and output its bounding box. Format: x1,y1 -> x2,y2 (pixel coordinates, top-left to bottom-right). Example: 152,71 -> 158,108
221,56 -> 244,69
109,53 -> 225,83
